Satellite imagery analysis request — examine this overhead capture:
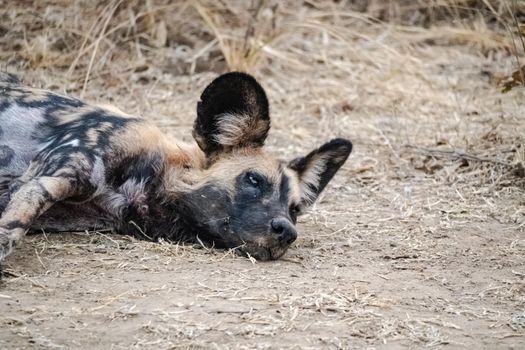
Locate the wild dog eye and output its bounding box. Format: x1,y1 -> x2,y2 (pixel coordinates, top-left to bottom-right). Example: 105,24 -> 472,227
290,205 -> 301,215
248,175 -> 259,186
245,171 -> 263,188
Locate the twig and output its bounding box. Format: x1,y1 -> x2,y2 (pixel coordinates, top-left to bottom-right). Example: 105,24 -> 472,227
404,145 -> 512,167
508,0 -> 525,84
128,221 -> 153,241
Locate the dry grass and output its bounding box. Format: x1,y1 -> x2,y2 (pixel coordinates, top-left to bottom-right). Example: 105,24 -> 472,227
1,0 -> 524,349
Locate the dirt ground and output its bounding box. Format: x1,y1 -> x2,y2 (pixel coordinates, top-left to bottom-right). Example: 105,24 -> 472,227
0,1 -> 524,349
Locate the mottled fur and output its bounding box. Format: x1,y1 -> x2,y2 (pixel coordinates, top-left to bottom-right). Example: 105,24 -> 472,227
0,72 -> 352,265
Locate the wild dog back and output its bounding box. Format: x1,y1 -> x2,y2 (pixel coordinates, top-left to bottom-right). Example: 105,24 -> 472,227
0,75 -> 136,213
0,72 -> 352,262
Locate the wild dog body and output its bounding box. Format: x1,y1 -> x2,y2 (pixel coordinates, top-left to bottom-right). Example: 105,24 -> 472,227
0,72 -> 352,263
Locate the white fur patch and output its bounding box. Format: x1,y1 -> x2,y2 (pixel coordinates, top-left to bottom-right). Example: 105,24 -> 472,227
120,179 -> 148,210
89,157 -> 107,196
97,178 -> 149,218
89,154 -> 151,218
298,154 -> 330,205
100,192 -> 128,218
44,138 -> 80,155
214,113 -> 268,147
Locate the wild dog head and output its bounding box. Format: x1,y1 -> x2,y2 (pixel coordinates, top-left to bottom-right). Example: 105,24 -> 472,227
179,72 -> 352,260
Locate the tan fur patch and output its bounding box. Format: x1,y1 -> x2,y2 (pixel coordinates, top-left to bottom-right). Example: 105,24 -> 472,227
96,104 -> 133,118
114,123 -> 165,155
114,122 -> 208,196
202,149 -> 281,196
0,176 -> 74,226
53,106 -> 125,126
165,141 -> 207,170
163,147 -> 283,199
0,176 -> 76,261
115,122 -> 206,169
283,167 -> 302,205
2,86 -> 48,103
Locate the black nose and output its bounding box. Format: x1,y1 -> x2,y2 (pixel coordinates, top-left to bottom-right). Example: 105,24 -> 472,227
270,217 -> 297,244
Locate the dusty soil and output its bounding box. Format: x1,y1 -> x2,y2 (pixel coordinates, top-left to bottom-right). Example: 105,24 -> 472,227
0,1 -> 524,349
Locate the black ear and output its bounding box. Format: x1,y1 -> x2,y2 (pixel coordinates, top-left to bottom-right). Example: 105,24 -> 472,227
193,72 -> 270,158
289,138 -> 352,206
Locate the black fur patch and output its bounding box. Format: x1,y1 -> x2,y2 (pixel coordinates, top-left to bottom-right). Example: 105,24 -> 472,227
4,220 -> 24,230
31,203 -> 110,232
106,152 -> 166,238
107,152 -> 164,188
194,72 -> 270,155
35,149 -> 93,177
229,171 -> 292,239
279,173 -> 290,204
42,110 -> 134,151
0,71 -> 21,84
173,184 -> 234,247
0,145 -> 14,167
17,91 -> 83,111
0,178 -> 12,213
0,101 -> 9,114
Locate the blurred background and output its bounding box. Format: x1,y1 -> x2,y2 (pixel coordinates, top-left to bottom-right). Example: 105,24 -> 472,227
1,1 -> 524,349
0,1 -> 523,81
1,1 -> 524,92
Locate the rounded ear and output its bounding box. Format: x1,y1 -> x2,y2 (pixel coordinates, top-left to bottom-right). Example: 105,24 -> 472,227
289,138 -> 352,206
193,72 -> 270,158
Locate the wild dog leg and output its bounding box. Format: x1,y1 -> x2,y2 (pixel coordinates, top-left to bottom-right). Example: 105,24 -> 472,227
0,176 -> 77,261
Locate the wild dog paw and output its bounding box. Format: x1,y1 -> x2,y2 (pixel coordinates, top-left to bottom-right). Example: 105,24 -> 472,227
0,227 -> 17,262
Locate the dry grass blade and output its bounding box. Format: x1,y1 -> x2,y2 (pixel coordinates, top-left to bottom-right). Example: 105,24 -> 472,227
80,0 -> 123,98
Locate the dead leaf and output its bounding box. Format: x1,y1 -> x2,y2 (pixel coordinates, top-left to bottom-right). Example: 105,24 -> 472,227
500,65 -> 525,93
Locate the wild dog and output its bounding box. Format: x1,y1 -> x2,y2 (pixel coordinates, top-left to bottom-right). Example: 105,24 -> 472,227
0,71 -> 352,264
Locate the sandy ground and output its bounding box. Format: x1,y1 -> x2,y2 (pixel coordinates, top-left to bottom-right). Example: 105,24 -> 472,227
1,2 -> 524,349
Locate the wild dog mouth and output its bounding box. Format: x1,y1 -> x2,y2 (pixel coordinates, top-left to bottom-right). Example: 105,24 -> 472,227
194,224 -> 292,261
238,243 -> 291,261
